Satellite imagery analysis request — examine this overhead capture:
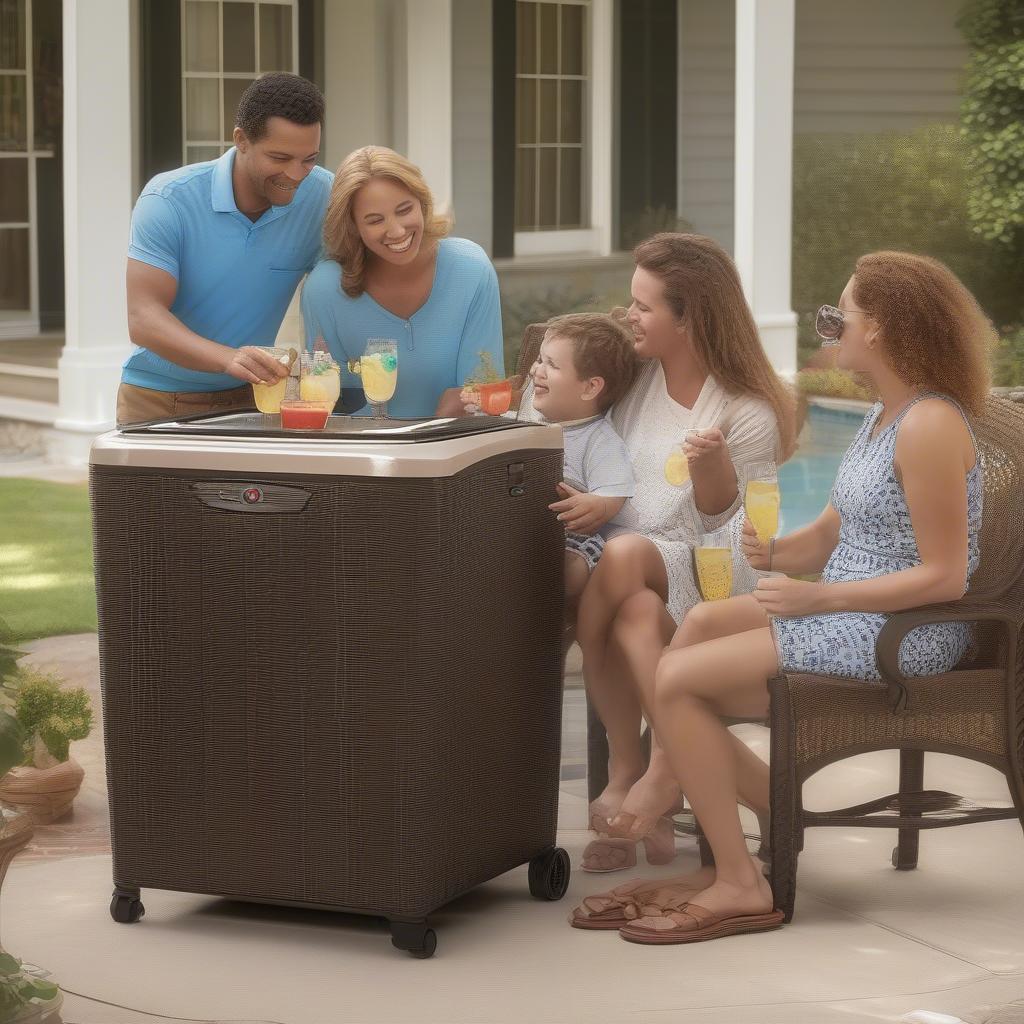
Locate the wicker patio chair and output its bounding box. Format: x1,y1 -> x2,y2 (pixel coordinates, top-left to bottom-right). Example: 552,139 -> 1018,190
765,394 -> 1024,922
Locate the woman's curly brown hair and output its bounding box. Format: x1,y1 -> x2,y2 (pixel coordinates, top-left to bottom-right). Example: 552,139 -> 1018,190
544,312 -> 640,410
323,146 -> 452,298
852,252 -> 992,417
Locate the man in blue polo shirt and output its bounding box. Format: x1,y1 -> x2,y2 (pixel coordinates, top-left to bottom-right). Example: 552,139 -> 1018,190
118,73 -> 333,424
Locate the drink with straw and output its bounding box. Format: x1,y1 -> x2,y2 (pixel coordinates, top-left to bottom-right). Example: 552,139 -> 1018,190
695,529 -> 733,601
251,346 -> 297,414
744,461 -> 780,543
348,338 -> 398,418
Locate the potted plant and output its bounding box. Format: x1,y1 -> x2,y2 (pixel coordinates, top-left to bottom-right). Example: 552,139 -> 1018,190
0,668 -> 93,825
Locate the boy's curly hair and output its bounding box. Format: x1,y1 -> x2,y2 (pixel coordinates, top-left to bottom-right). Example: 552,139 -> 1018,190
544,312 -> 640,410
236,73 -> 325,142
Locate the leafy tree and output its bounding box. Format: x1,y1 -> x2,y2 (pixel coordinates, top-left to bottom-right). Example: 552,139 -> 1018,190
958,0 -> 1024,250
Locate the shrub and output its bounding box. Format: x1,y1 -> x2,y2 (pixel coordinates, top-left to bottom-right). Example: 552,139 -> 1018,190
10,670 -> 93,765
992,324 -> 1024,387
792,124 -> 1024,374
499,281 -> 630,374
796,368 -> 875,403
958,0 -> 1024,249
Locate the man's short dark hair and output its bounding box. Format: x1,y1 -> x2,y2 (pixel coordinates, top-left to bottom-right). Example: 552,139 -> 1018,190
236,73 -> 325,142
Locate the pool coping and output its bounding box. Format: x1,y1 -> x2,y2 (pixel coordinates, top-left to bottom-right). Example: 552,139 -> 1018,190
807,395 -> 873,415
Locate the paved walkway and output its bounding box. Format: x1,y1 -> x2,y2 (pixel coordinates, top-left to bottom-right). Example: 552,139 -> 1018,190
4,635 -> 1024,1024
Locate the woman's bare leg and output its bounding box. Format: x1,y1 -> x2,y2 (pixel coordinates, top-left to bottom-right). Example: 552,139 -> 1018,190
576,535 -> 670,816
608,594 -> 771,832
646,628 -> 780,919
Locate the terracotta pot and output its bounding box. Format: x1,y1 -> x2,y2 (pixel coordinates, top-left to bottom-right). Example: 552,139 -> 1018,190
0,759 -> 84,825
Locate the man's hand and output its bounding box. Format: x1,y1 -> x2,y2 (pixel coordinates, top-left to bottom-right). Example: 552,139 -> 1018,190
751,576 -> 827,617
435,387 -> 470,418
222,346 -> 292,385
549,483 -> 613,535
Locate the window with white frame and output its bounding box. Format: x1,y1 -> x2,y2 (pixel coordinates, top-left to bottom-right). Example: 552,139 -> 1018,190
181,0 -> 298,165
515,0 -> 588,235
0,0 -> 58,335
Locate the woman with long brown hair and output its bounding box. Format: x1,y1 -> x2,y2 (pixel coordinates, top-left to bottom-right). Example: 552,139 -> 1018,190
301,146 -> 503,418
575,251 -> 989,942
568,232 -> 796,876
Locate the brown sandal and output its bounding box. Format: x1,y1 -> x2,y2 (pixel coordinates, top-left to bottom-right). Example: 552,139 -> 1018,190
569,871 -> 713,930
619,902 -> 784,944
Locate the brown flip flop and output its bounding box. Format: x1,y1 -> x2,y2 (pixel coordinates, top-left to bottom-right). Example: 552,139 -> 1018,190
618,902 -> 784,944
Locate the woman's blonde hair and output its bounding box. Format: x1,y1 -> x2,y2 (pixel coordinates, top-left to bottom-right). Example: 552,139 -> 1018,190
852,252 -> 992,418
633,233 -> 798,460
323,146 -> 452,298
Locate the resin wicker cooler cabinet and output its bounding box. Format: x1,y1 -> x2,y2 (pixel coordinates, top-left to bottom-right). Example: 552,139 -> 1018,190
90,413 -> 568,958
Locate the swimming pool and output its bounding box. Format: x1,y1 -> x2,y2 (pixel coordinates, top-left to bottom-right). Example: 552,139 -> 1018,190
778,403 -> 866,534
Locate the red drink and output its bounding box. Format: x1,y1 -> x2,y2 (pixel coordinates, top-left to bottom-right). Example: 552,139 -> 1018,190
477,380 -> 513,416
280,400 -> 331,430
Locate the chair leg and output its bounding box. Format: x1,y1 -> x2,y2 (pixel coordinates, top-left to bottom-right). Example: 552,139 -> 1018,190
768,675 -> 800,923
893,749 -> 925,871
585,694 -> 609,805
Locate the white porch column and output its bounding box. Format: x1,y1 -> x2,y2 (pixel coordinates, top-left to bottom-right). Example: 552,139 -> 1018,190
404,0 -> 452,210
51,0 -> 135,463
733,0 -> 798,377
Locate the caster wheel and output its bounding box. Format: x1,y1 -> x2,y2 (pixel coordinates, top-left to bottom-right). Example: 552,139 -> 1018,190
408,929 -> 437,959
529,847 -> 570,901
390,921 -> 437,959
110,891 -> 145,924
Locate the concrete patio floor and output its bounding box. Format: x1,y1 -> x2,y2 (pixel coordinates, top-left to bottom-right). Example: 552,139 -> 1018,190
4,635 -> 1024,1024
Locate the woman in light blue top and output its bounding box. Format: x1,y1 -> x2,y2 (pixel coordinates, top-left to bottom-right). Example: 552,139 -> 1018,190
301,146 -> 504,419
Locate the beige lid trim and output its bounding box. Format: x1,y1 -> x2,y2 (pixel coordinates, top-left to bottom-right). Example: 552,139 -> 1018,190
90,423 -> 564,478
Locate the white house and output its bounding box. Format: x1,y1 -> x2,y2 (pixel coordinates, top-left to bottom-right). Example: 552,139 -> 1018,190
0,0 -> 968,463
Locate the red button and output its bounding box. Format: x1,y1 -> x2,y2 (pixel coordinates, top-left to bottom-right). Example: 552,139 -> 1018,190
243,487 -> 262,504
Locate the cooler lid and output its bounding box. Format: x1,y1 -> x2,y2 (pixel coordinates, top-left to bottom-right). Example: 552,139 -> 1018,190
91,412 -> 563,479
119,410 -> 527,443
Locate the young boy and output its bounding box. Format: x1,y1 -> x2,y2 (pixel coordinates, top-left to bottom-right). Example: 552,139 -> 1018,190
531,313 -> 639,609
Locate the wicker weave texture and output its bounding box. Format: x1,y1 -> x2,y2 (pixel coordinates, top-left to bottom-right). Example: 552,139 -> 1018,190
92,448 -> 565,919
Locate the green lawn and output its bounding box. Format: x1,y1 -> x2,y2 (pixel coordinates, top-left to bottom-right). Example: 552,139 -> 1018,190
0,478 -> 96,643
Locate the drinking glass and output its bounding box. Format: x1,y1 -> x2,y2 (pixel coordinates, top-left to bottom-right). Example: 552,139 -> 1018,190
744,461 -> 781,544
299,351 -> 341,411
694,529 -> 733,602
250,346 -> 295,415
348,338 -> 398,419
664,427 -> 712,487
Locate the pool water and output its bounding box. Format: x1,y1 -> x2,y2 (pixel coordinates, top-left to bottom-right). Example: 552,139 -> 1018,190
778,404 -> 866,534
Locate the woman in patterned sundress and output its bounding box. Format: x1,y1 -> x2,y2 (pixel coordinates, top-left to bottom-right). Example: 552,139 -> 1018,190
570,251 -> 992,942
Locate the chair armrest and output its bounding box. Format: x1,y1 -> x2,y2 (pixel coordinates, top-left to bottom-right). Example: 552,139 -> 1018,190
876,602 -> 1022,713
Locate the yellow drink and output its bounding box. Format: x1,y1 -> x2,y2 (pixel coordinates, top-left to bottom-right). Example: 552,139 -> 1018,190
745,480 -> 780,543
695,546 -> 732,602
300,365 -> 341,407
252,377 -> 288,414
360,352 -> 398,403
664,449 -> 689,486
